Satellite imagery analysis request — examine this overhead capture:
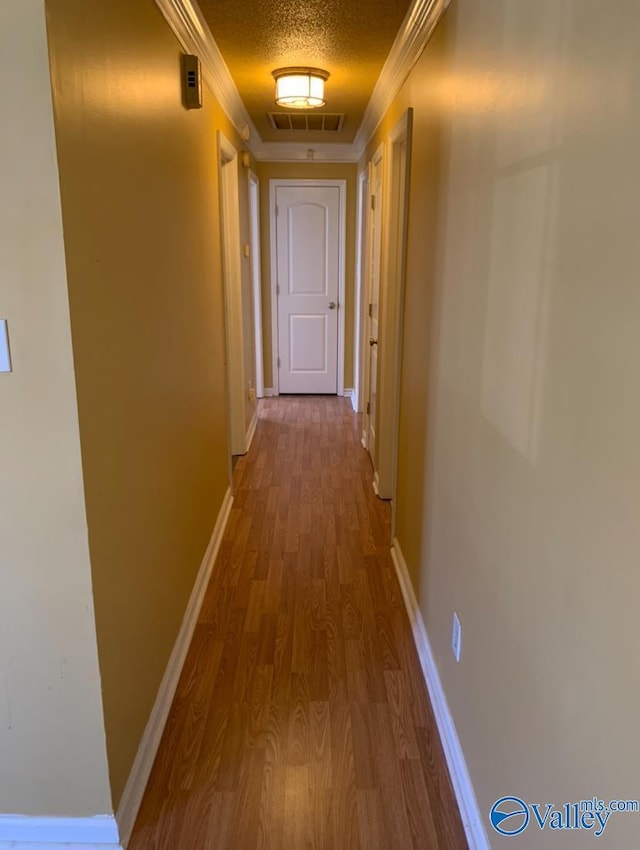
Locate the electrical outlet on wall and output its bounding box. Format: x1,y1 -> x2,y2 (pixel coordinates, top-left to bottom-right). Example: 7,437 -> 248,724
248,386 -> 256,402
451,612 -> 462,662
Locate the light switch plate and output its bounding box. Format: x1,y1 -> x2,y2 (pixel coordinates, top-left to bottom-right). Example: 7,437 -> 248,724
0,319 -> 12,373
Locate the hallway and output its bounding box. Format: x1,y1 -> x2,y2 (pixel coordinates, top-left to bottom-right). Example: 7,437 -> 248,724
129,397 -> 467,849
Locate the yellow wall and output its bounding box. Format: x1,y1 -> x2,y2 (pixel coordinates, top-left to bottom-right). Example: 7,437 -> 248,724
255,162 -> 358,390
45,0 -> 251,807
0,0 -> 111,817
367,1 -> 640,845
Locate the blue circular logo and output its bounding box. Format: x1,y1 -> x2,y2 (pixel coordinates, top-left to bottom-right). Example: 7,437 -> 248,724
490,796 -> 530,836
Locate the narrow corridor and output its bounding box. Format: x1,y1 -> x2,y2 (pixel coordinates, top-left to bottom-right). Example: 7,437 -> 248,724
129,397 -> 467,849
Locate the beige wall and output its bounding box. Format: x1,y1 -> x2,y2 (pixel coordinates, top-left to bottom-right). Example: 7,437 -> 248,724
367,1 -> 640,845
45,0 -> 252,807
256,162 -> 358,390
0,0 -> 111,817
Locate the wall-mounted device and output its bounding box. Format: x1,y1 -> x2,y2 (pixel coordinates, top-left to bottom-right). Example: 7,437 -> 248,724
182,54 -> 203,109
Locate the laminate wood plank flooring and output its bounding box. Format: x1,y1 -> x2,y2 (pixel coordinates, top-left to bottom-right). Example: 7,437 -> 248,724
129,397 -> 468,850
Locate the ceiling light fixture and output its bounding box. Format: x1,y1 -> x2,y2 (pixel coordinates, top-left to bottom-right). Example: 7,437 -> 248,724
272,67 -> 329,109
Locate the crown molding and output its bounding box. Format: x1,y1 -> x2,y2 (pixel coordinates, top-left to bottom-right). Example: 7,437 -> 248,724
154,0 -> 259,144
252,142 -> 360,163
155,0 -> 450,163
353,0 -> 451,157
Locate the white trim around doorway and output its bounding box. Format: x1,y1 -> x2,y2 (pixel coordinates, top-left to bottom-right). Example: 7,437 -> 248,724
218,132 -> 247,458
353,168 -> 369,414
376,110 -> 413,515
248,170 -> 264,399
268,179 -> 346,397
360,142 -> 385,456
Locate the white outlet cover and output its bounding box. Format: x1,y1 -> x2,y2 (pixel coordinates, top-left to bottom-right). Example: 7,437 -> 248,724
0,320 -> 12,373
452,612 -> 462,662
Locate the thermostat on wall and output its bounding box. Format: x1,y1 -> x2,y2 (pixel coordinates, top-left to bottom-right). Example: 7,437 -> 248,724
182,54 -> 203,109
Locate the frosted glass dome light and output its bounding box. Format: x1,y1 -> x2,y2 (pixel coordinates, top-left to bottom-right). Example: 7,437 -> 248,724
273,67 -> 329,109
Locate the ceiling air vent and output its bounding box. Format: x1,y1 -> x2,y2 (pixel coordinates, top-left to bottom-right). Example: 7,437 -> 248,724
267,112 -> 345,132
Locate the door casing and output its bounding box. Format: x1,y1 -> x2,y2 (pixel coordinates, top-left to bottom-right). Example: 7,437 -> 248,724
361,143 -> 384,462
218,132 -> 247,461
268,179 -> 346,397
353,167 -> 369,414
376,109 -> 413,522
248,170 -> 264,399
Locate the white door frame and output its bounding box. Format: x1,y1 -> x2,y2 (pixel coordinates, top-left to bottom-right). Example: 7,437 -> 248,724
360,143 -> 384,450
269,178 -> 346,397
248,170 -> 264,398
376,108 -> 413,510
218,132 -> 247,456
353,167 -> 369,413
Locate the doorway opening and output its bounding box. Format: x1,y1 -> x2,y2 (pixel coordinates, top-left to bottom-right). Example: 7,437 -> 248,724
361,143 -> 384,475
353,167 -> 369,414
268,179 -> 346,396
218,132 -> 247,460
248,170 -> 264,399
357,109 -> 413,526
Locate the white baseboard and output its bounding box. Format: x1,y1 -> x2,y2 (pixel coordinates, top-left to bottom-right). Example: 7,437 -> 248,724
390,538 -> 491,850
0,841 -> 122,849
0,489 -> 235,850
0,814 -> 121,849
342,387 -> 357,411
263,387 -> 276,397
245,410 -> 258,453
115,487 -> 234,847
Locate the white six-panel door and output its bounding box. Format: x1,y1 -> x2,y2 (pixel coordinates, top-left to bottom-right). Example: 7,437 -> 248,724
366,151 -> 383,465
275,184 -> 341,394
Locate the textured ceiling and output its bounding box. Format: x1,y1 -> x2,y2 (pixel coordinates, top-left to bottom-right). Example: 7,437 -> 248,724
198,0 -> 413,144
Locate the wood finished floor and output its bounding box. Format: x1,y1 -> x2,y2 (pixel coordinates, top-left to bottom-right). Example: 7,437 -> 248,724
129,397 -> 468,850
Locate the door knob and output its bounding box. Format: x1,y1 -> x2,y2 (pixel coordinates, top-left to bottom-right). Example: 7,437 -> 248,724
328,301 -> 336,310
369,338 -> 378,347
